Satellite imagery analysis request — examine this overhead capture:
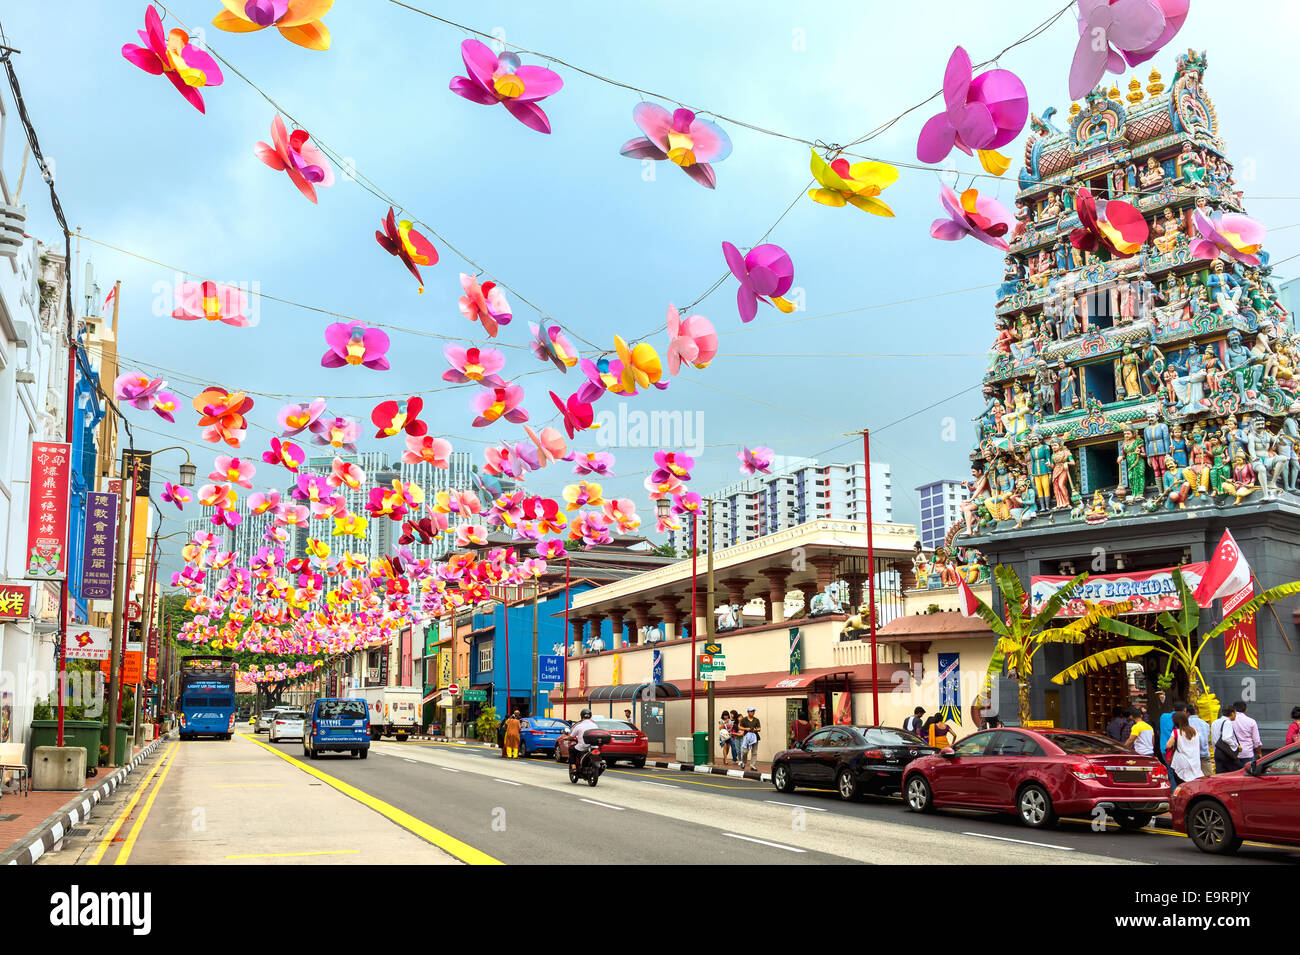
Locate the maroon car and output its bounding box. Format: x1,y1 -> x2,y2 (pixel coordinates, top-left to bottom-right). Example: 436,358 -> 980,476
555,718 -> 648,768
1172,740 -> 1300,854
902,727 -> 1170,830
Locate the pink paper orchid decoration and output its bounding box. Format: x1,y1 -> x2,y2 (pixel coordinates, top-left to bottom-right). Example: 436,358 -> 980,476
114,372 -> 180,423
738,446 -> 774,476
210,455 -> 256,489
1190,210 -> 1266,266
665,305 -> 718,375
172,281 -> 255,327
255,115 -> 334,203
1069,0 -> 1186,100
458,274 -> 512,338
449,39 -> 564,134
930,185 -> 1014,250
550,391 -> 595,440
161,482 -> 191,511
529,320 -> 579,373
122,5 -> 224,114
619,104 -> 732,189
322,321 -> 390,371
262,437 -> 304,473
916,47 -> 1027,169
402,435 -> 453,467
471,385 -> 529,427
722,242 -> 795,323
442,344 -> 506,387
212,0 -> 333,51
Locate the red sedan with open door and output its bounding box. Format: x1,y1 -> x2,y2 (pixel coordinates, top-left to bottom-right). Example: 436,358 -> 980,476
1172,740 -> 1300,854
902,727 -> 1170,829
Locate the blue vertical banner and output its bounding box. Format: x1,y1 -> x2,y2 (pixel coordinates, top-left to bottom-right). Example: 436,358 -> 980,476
652,649 -> 663,685
938,652 -> 962,726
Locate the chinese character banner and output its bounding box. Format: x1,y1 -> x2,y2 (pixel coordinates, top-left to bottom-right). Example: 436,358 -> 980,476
26,442 -> 71,580
80,492 -> 119,599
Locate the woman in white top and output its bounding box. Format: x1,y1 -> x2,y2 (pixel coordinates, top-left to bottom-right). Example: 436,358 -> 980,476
1167,711 -> 1204,788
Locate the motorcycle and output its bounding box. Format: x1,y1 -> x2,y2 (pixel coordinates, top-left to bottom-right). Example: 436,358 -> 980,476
568,731 -> 611,787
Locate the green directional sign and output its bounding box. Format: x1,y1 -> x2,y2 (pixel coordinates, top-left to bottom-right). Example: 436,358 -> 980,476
463,689 -> 487,702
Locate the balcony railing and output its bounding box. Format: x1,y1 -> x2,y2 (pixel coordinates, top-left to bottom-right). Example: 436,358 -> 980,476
832,639 -> 905,667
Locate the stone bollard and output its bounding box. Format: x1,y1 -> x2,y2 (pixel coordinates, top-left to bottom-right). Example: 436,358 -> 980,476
32,746 -> 87,791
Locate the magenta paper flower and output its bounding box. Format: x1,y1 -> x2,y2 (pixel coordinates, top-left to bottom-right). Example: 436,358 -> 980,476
113,372 -> 180,422
722,241 -> 795,323
549,390 -> 595,439
655,512 -> 681,534
442,344 -> 506,387
930,185 -> 1014,250
1069,0 -> 1176,100
262,437 -> 304,472
484,444 -> 532,480
916,46 -> 1027,165
449,39 -> 564,134
456,524 -> 488,548
653,450 -> 695,484
122,5 -> 224,113
458,274 -> 512,338
1190,210 -> 1266,266
665,305 -> 718,374
322,321 -> 390,370
537,539 -> 567,560
738,446 -> 774,475
572,451 -> 615,477
256,115 -> 334,203
211,507 -> 243,529
277,398 -> 327,437
602,498 -> 640,534
309,415 -> 361,453
275,504 -> 311,528
328,457 -> 366,490
402,434 -> 453,467
619,104 -> 733,189
161,482 -> 190,511
171,280 -> 255,327
644,473 -> 686,501
529,320 -> 579,373
247,490 -> 283,516
471,385 -> 529,427
570,513 -> 612,547
671,491 -> 703,515
575,358 -> 611,405
210,455 -> 256,489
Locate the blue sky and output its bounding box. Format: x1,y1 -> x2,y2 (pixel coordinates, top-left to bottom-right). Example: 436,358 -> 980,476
4,0 -> 1298,564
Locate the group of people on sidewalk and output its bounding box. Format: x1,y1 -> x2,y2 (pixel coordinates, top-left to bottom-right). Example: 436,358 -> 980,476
1107,699 -> 1297,790
716,708 -> 762,771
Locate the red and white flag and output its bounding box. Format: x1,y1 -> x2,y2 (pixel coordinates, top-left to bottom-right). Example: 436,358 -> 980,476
100,286 -> 116,315
1193,530 -> 1252,604
957,574 -> 981,618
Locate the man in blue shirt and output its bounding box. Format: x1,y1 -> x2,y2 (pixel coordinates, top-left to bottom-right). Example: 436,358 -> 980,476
1158,702 -> 1180,780
1186,706 -> 1212,778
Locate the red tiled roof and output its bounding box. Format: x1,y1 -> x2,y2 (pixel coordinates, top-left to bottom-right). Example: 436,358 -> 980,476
878,612 -> 994,640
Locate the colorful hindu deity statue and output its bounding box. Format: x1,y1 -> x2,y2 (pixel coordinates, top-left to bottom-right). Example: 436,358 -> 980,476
1029,431 -> 1053,505
1139,155 -> 1165,190
1049,437 -> 1076,509
1055,360 -> 1078,411
1178,141 -> 1206,186
1118,344 -> 1144,399
1119,427 -> 1147,498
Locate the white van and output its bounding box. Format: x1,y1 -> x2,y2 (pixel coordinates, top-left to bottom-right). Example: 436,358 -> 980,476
354,686 -> 422,740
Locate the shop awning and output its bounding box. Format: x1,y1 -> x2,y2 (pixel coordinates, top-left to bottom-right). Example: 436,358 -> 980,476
422,689 -> 441,705
764,667 -> 854,690
584,682 -> 683,702
877,613 -> 994,640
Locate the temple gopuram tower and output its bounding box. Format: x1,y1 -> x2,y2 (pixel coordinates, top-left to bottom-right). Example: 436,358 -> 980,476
963,51 -> 1299,741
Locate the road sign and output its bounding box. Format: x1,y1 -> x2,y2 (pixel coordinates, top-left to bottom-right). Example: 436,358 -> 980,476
448,683 -> 460,696
700,670 -> 725,682
463,689 -> 487,702
538,654 -> 564,683
125,601 -> 141,622
703,642 -> 722,655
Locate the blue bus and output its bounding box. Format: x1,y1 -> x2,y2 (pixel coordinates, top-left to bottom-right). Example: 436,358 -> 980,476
178,655 -> 238,740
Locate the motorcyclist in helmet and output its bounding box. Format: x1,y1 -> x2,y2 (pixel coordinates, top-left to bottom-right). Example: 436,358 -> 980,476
568,708 -> 599,774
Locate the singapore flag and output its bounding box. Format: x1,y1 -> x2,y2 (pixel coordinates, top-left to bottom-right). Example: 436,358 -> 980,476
957,574 -> 981,618
1193,530 -> 1252,604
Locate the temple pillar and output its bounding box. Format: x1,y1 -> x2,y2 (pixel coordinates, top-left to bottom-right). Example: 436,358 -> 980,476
657,598 -> 682,641
762,569 -> 791,624
630,600 -> 653,644
607,610 -> 624,650
569,616 -> 586,655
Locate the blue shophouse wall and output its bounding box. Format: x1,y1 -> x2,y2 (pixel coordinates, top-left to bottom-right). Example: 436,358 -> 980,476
67,343 -> 103,623
468,582 -> 593,716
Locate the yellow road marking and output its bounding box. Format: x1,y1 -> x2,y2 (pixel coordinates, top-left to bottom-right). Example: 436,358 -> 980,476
238,733 -> 501,865
87,742 -> 178,866
115,738 -> 181,865
226,849 -> 360,859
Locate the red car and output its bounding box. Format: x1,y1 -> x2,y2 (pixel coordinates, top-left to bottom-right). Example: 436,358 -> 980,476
555,718 -> 648,768
902,727 -> 1170,830
1172,740 -> 1300,854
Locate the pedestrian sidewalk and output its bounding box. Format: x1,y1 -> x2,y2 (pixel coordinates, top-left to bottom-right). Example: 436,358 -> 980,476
0,737 -> 165,865
644,749 -> 772,782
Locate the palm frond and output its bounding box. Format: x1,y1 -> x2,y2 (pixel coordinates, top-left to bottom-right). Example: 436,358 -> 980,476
1203,581 -> 1300,642
1172,568 -> 1200,637
1029,571 -> 1091,632
1096,615 -> 1164,642
994,565 -> 1026,629
1050,645 -> 1159,685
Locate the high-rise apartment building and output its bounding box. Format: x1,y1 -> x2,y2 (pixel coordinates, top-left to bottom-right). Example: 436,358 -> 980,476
915,479 -> 969,550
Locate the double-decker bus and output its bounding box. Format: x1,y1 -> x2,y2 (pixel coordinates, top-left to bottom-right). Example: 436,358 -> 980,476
178,655 -> 238,740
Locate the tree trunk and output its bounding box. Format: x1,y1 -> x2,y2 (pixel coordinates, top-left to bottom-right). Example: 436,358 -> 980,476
1018,681 -> 1031,725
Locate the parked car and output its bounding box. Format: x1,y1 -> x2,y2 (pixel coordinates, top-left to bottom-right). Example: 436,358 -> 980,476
269,710 -> 306,743
902,728 -> 1170,829
772,725 -> 937,799
519,717 -> 570,756
303,698 -> 371,759
555,718 -> 647,767
256,706 -> 292,734
1172,740 -> 1300,854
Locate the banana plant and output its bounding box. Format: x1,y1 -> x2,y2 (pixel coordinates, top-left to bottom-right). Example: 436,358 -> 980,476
1048,568 -> 1300,709
971,565 -> 1089,725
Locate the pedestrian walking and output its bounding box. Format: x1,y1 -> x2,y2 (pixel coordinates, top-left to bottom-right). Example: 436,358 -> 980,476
1211,705 -> 1242,774
790,709 -> 812,748
1188,707 -> 1212,779
497,714 -> 508,757
1166,711 -> 1204,789
503,710 -> 522,758
1231,700 -> 1262,762
717,714 -> 732,765
1287,706 -> 1300,746
728,710 -> 743,764
903,706 -> 926,736
1105,705 -> 1133,742
923,712 -> 956,749
739,706 -> 761,771
1126,707 -> 1155,756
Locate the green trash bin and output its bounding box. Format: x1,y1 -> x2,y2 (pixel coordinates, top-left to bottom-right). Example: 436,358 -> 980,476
100,723 -> 132,767
692,730 -> 709,766
29,720 -> 105,774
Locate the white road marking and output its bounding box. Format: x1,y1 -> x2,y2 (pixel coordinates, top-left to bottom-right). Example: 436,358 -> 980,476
723,833 -> 806,853
492,778 -> 521,786
638,781 -> 680,790
440,766 -> 460,773
580,798 -> 626,811
401,758 -> 418,763
961,831 -> 1075,851
765,800 -> 828,812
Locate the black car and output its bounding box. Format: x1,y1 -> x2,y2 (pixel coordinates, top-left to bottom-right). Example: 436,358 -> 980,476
772,725 -> 937,800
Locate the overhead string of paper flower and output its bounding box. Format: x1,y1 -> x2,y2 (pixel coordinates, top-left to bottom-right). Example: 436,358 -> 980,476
122,5 -> 224,113
915,46 -> 1027,175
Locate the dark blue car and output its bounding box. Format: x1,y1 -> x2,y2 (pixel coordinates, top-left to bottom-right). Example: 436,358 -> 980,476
519,717 -> 570,756
304,697 -> 370,759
